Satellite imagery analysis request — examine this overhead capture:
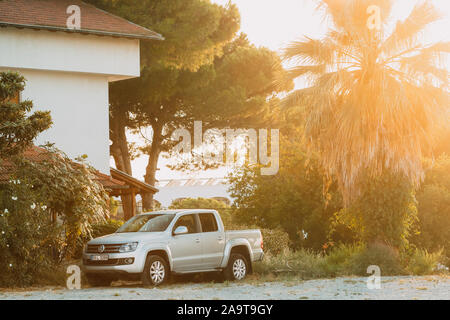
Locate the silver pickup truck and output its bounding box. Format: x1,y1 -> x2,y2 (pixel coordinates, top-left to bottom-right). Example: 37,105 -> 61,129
82,209 -> 264,286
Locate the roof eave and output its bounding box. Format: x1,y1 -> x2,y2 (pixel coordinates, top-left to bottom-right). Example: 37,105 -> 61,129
110,168 -> 159,193
0,22 -> 165,41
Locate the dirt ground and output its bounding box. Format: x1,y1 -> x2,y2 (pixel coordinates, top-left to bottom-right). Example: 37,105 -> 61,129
0,275 -> 449,300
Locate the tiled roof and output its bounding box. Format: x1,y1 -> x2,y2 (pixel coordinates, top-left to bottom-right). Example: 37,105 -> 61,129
0,146 -> 48,183
0,0 -> 163,40
0,146 -> 126,191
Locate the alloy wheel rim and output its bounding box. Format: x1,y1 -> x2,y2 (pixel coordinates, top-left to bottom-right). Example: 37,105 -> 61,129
150,260 -> 165,284
232,258 -> 246,280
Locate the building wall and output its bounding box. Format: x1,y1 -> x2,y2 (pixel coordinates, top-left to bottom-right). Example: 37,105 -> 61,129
0,68 -> 111,173
0,27 -> 140,81
0,27 -> 142,173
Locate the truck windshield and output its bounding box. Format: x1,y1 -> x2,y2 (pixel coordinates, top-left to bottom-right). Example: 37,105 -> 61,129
116,214 -> 175,233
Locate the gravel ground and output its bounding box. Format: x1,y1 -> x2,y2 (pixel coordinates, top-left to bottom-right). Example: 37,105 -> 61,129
0,275 -> 449,300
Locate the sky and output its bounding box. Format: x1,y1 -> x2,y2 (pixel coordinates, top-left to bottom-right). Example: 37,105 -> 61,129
115,0 -> 450,182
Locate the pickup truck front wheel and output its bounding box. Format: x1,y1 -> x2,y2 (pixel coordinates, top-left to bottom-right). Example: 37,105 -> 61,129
224,253 -> 248,281
142,255 -> 169,286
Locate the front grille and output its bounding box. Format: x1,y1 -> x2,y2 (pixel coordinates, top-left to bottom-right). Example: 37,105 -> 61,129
83,258 -> 134,266
83,258 -> 119,266
86,244 -> 122,253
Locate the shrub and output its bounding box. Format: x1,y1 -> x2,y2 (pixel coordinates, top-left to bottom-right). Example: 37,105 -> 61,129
169,197 -> 233,226
334,171 -> 417,249
12,146 -> 109,258
222,219 -> 290,255
91,219 -> 124,238
406,248 -> 443,275
347,242 -> 405,276
260,228 -> 290,255
253,243 -> 408,279
411,155 -> 450,266
169,197 -> 228,210
253,249 -> 328,279
0,180 -> 63,287
322,243 -> 365,276
253,242 -> 445,279
74,219 -> 124,258
0,148 -> 109,287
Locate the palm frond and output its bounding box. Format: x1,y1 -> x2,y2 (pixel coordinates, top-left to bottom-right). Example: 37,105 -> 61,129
383,1 -> 441,57
282,37 -> 337,66
318,0 -> 392,34
281,0 -> 448,204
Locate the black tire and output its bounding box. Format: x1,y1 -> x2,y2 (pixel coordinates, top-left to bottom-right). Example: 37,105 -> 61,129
142,255 -> 169,286
223,253 -> 249,281
86,274 -> 114,287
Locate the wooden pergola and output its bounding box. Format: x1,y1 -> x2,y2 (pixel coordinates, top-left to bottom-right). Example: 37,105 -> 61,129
108,168 -> 158,219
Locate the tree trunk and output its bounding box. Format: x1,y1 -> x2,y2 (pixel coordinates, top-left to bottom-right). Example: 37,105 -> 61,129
110,113 -> 133,175
110,110 -> 136,220
142,126 -> 162,211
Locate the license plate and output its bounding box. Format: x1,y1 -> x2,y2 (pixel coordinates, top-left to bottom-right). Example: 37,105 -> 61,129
89,254 -> 109,261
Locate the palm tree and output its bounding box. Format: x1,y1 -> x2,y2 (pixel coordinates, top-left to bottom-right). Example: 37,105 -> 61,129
281,0 -> 449,204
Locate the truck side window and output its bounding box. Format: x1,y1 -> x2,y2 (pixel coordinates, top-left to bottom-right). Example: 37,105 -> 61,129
173,214 -> 199,234
199,213 -> 218,233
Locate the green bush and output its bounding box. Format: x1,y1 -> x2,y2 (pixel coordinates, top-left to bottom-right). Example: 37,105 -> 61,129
251,243 -> 439,279
74,219 -> 124,258
347,243 -> 405,276
0,181 -> 63,287
254,244 -> 363,279
253,249 -> 328,279
406,248 -> 443,275
411,155 -> 450,266
322,243 -> 365,276
91,219 -> 124,238
169,197 -> 228,210
334,171 -> 417,249
0,151 -> 110,287
260,228 -> 290,255
223,220 -> 290,255
169,197 -> 234,226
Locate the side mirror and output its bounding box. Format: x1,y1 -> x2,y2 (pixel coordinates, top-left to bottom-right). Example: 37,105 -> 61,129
173,226 -> 188,235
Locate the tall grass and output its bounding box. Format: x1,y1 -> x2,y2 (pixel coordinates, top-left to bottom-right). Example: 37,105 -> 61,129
406,248 -> 443,275
253,243 -> 445,280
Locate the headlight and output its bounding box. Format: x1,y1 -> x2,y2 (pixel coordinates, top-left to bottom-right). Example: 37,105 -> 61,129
119,242 -> 138,253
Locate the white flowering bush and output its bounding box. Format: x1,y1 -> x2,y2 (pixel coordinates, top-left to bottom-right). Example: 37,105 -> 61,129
0,73 -> 109,286
0,147 -> 109,287
0,179 -> 63,287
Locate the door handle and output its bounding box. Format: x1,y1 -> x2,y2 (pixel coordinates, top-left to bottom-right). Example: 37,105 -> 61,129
195,238 -> 200,243
217,237 -> 223,241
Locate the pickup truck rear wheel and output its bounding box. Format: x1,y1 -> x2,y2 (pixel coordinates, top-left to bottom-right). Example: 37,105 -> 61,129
224,253 -> 248,281
142,255 -> 169,286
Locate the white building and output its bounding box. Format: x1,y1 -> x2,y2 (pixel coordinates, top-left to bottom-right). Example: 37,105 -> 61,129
0,0 -> 163,174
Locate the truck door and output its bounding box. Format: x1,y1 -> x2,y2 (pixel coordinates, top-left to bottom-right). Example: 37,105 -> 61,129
199,213 -> 225,268
169,214 -> 203,272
